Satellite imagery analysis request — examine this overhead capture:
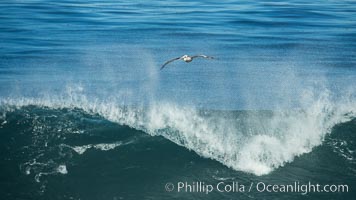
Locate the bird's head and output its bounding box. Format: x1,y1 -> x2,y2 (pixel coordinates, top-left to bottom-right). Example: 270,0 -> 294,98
182,55 -> 189,58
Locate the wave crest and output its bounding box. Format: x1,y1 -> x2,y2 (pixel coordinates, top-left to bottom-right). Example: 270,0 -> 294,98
1,85 -> 355,176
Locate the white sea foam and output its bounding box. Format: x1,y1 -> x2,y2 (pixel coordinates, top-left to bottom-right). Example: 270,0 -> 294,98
72,145 -> 92,155
69,142 -> 124,155
1,84 -> 355,176
20,159 -> 68,182
329,138 -> 356,162
57,164 -> 68,174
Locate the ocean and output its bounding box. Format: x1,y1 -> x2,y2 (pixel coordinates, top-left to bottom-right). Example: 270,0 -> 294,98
0,0 -> 355,199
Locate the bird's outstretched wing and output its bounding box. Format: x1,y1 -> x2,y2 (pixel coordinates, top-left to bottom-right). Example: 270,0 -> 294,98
160,57 -> 181,70
191,55 -> 215,59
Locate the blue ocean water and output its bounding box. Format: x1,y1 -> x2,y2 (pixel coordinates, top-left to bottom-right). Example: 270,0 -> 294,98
1,0 -> 355,108
0,0 -> 356,199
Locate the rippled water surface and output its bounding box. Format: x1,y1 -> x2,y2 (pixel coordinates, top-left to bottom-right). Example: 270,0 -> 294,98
0,0 -> 356,199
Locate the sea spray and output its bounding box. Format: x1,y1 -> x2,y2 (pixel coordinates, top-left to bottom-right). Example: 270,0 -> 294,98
0,85 -> 355,176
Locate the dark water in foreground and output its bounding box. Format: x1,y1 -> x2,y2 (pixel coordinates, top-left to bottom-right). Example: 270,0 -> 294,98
0,0 -> 356,199
0,106 -> 355,199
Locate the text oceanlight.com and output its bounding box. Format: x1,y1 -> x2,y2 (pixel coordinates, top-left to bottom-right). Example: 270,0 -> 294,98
164,181 -> 349,194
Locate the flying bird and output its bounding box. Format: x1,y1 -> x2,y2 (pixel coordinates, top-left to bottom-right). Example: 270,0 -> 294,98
160,55 -> 215,70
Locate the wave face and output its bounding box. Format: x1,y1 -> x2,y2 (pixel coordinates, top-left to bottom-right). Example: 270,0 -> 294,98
1,84 -> 355,176
0,85 -> 355,200
1,0 -> 356,199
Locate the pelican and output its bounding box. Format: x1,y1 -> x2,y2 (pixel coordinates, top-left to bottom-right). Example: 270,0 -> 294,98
160,54 -> 215,70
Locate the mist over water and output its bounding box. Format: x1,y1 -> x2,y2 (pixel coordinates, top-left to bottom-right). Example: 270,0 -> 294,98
0,0 -> 356,199
1,76 -> 355,176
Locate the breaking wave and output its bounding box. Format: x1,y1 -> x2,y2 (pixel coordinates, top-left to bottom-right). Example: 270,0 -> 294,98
0,85 -> 355,176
